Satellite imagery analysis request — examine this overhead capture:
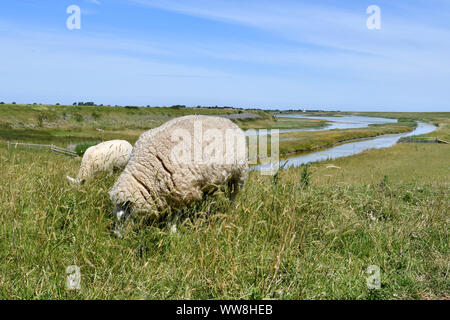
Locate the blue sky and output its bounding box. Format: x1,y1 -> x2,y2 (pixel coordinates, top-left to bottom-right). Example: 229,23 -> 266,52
0,0 -> 449,111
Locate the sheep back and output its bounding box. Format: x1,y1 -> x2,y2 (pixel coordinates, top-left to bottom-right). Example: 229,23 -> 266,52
109,115 -> 248,217
77,140 -> 133,181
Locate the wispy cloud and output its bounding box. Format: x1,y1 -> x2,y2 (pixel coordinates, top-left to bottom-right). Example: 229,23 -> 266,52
86,0 -> 101,5
128,0 -> 450,72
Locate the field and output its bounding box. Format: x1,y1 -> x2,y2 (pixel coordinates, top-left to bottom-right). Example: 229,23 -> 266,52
0,105 -> 448,299
0,104 -> 325,146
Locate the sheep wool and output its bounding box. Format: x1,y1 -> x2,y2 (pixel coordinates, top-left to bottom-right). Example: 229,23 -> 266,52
69,140 -> 133,184
109,115 -> 248,218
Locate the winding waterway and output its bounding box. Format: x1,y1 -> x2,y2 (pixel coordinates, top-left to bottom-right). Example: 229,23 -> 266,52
246,114 -> 398,136
253,115 -> 437,170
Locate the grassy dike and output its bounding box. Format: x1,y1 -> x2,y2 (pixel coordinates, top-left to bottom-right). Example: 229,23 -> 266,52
0,107 -> 448,299
0,104 -> 325,145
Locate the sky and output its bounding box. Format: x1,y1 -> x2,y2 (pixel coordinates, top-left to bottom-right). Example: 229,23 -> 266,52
0,0 -> 449,111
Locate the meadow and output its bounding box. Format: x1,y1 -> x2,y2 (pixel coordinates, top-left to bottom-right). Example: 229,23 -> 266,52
0,104 -> 324,147
0,105 -> 448,299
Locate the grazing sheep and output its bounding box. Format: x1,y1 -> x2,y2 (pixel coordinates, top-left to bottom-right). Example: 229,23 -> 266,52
67,140 -> 133,185
109,115 -> 248,225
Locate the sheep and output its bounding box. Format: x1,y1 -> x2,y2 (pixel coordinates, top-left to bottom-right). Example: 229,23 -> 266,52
66,140 -> 133,185
109,115 -> 248,228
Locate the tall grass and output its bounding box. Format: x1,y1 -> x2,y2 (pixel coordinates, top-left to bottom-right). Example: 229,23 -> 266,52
74,142 -> 99,157
0,143 -> 447,299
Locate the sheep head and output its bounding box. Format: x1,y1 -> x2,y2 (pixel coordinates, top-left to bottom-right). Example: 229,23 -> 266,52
113,201 -> 132,222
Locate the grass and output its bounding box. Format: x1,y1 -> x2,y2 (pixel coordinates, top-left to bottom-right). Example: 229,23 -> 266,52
0,143 -> 447,299
0,104 -> 268,131
309,143 -> 450,186
0,104 -> 325,147
74,142 -> 100,157
234,117 -> 328,130
0,108 -> 448,299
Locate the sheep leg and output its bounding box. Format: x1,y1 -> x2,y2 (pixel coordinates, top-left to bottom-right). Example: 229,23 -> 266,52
228,179 -> 242,203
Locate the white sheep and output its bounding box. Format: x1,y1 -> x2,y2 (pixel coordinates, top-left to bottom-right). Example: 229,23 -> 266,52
67,140 -> 133,185
109,115 -> 248,225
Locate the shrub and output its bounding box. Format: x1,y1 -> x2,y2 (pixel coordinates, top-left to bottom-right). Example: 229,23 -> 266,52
74,142 -> 99,157
301,164 -> 311,187
74,114 -> 84,122
91,111 -> 101,120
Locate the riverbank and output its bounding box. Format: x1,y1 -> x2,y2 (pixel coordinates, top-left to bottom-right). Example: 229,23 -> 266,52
274,119 -> 416,156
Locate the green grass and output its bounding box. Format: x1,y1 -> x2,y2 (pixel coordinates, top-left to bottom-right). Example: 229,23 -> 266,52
234,117 -> 328,130
0,104 -> 325,147
0,141 -> 448,299
309,143 -> 450,186
74,142 -> 100,157
0,108 -> 448,299
0,104 -> 269,131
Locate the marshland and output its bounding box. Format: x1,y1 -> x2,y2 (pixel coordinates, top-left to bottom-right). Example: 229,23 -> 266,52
0,104 -> 448,299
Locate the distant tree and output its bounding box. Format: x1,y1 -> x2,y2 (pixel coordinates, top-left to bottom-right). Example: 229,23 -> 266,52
73,102 -> 77,105
0,102 -> 4,104
12,102 -> 16,104
77,102 -> 95,106
56,103 -> 60,105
